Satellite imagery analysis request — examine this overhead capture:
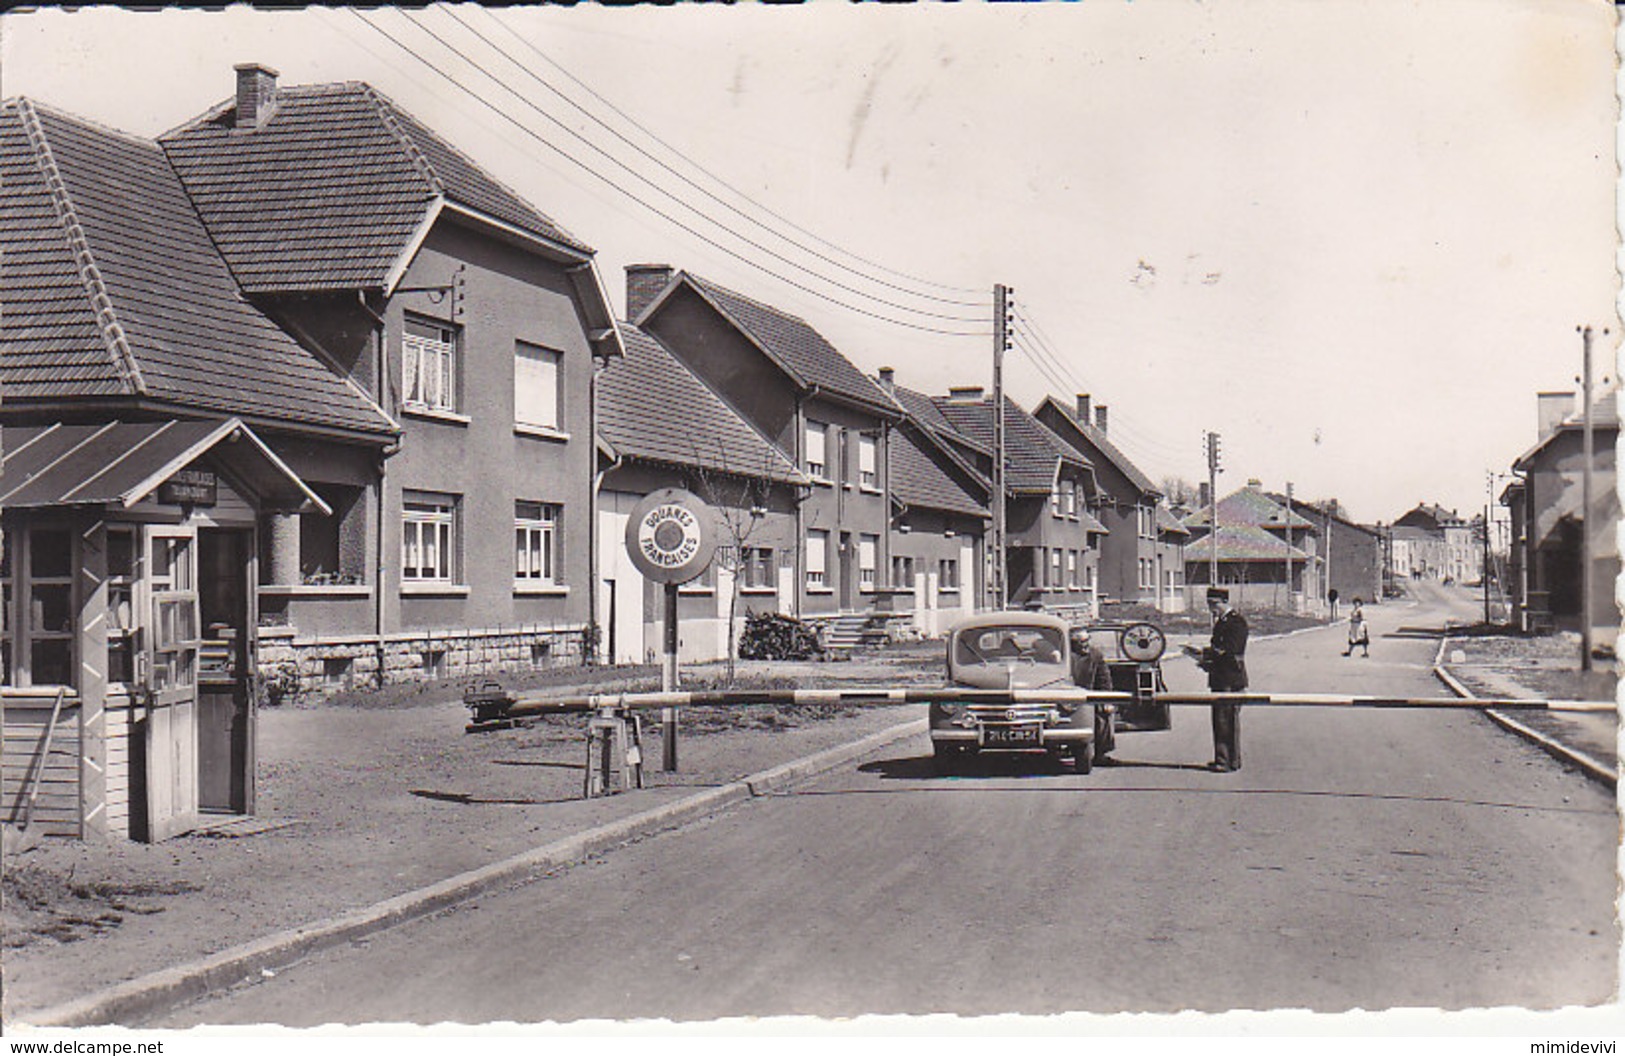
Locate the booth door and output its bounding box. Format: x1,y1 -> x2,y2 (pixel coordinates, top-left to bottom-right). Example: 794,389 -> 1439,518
144,526 -> 201,842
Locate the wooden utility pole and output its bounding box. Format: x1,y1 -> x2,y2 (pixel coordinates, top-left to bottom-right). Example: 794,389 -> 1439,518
1205,431 -> 1221,590
1577,325 -> 1603,671
1284,481 -> 1294,613
992,284 -> 1010,610
1483,471 -> 1493,626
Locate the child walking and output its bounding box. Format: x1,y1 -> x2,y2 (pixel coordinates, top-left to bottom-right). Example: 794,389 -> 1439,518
1344,598 -> 1370,657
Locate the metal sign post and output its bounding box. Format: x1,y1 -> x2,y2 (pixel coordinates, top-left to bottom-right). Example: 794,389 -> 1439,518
624,488 -> 717,774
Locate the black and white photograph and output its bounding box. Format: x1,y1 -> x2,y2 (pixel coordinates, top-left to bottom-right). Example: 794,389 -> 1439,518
0,1 -> 1618,1048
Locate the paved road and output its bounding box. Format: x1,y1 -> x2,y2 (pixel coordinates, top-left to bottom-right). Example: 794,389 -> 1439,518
157,585 -> 1616,1025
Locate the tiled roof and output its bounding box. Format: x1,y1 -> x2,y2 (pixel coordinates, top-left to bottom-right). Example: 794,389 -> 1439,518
1036,396 -> 1157,496
931,394 -> 1091,494
1079,508 -> 1110,535
680,274 -> 899,416
1155,503 -> 1191,536
1184,523 -> 1312,562
161,82 -> 590,294
0,99 -> 394,437
1183,486 -> 1314,530
600,323 -> 805,485
890,424 -> 987,518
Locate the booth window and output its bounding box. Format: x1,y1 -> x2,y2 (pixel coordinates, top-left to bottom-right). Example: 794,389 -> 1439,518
514,501 -> 560,585
149,533 -> 198,693
107,528 -> 136,685
26,528 -> 75,687
403,316 -> 459,414
402,492 -> 458,582
514,341 -> 562,432
300,483 -> 366,585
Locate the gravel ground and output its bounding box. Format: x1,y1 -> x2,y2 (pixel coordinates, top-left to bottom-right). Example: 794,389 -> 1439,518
1441,630 -> 1618,770
1,651 -> 940,1021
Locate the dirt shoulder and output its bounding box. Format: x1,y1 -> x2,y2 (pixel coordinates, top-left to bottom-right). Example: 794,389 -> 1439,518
2,650 -> 941,1020
1441,629 -> 1618,771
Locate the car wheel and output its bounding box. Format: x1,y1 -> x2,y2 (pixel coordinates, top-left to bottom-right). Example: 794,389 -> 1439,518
1075,747 -> 1093,774
932,744 -> 962,776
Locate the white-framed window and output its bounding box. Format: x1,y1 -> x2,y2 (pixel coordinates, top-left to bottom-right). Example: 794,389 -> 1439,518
858,434 -> 878,489
806,422 -> 829,480
515,341 -> 562,431
939,557 -> 959,591
1138,505 -> 1155,539
1050,548 -> 1063,589
858,534 -> 878,588
515,501 -> 561,585
1064,482 -> 1078,518
403,317 -> 458,413
402,491 -> 457,582
1051,483 -> 1063,517
1066,550 -> 1079,589
806,529 -> 829,588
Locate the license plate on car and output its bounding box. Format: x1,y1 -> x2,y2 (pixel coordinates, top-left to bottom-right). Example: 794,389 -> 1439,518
979,724 -> 1041,748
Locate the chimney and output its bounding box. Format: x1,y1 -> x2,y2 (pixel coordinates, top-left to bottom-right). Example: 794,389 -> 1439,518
877,367 -> 895,394
1536,390 -> 1575,439
1246,478 -> 1263,489
947,386 -> 985,403
1094,404 -> 1109,434
625,264 -> 674,321
234,63 -> 279,131
1076,393 -> 1091,422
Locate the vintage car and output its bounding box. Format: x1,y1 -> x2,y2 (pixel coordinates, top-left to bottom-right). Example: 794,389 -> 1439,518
932,611 -> 1169,776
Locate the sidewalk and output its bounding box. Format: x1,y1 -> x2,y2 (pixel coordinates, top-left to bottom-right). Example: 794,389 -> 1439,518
2,659 -> 932,1026
1437,631 -> 1617,781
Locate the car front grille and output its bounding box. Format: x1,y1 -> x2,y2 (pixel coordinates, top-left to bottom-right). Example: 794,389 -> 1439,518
964,703 -> 1057,724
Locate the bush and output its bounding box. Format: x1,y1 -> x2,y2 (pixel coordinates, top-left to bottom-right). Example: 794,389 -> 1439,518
738,612 -> 824,661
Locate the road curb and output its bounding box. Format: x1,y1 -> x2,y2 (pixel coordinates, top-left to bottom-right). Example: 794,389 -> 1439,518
1433,639 -> 1615,790
19,717 -> 928,1029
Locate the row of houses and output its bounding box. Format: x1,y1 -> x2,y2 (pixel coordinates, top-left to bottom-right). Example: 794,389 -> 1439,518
1,66 -> 1226,841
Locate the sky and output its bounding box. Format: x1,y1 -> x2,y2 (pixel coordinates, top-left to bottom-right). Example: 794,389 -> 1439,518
1,1 -> 1618,527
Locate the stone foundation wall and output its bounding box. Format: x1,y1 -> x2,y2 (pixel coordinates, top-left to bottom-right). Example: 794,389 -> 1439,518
256,624 -> 590,704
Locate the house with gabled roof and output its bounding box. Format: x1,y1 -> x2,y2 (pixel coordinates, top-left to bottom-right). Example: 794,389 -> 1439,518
598,322 -> 808,664
624,265 -> 904,635
159,64 -> 623,689
1182,481 -> 1319,611
1034,393 -> 1187,612
1503,387 -> 1619,637
875,369 -> 990,637
1392,502 -> 1481,585
932,389 -> 1105,618
0,64 -> 623,839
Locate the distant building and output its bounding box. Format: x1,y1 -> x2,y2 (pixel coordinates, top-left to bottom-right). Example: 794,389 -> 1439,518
1392,503 -> 1481,584
1182,481 -> 1319,612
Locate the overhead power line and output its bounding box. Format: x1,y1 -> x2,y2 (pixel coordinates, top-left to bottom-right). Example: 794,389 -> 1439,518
469,7 -> 988,306
349,8 -> 989,335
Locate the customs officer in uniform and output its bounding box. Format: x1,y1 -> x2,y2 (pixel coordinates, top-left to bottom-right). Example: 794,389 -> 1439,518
1199,587 -> 1248,771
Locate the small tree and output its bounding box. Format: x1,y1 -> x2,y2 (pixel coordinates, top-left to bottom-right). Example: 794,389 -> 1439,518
687,443 -> 782,685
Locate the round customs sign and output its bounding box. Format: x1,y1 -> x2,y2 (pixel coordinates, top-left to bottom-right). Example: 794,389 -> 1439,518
625,488 -> 716,585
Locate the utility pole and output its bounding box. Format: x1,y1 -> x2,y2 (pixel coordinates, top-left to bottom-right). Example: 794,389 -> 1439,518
1205,431 -> 1221,591
1483,470 -> 1493,626
992,284 -> 1011,610
1576,325 -> 1605,671
1284,481 -> 1294,614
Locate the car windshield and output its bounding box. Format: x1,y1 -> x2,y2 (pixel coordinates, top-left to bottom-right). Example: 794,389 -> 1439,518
955,626 -> 1067,667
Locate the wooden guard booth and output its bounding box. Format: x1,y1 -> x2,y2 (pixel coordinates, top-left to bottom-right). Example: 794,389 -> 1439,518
0,419 -> 328,842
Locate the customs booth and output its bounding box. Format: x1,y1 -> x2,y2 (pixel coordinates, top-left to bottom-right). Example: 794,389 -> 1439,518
0,419 -> 327,841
